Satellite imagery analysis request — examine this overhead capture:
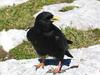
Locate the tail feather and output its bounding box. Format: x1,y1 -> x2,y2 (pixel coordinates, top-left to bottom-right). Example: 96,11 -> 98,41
66,40 -> 73,44
65,51 -> 73,58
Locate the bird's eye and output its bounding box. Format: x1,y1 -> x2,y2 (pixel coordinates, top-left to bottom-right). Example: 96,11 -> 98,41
46,16 -> 51,19
46,15 -> 53,20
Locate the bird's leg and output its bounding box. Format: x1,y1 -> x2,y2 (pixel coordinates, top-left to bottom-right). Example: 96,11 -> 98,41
35,57 -> 45,69
53,61 -> 62,73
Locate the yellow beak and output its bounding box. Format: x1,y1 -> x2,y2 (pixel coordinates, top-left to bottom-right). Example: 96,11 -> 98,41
51,16 -> 60,21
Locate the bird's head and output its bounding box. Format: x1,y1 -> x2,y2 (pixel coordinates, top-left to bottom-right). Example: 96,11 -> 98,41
34,12 -> 59,32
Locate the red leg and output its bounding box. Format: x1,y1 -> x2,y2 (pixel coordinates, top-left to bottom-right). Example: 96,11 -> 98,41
53,61 -> 62,73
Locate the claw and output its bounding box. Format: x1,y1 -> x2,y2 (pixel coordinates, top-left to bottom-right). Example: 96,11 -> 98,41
47,67 -> 65,74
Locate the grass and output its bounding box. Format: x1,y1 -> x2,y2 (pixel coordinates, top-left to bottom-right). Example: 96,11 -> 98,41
0,0 -> 75,31
9,41 -> 36,59
60,6 -> 79,12
63,27 -> 100,48
0,0 -> 100,60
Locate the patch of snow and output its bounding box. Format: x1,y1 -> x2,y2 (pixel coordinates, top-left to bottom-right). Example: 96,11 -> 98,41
0,0 -> 28,8
0,29 -> 27,52
34,0 -> 100,30
0,45 -> 100,75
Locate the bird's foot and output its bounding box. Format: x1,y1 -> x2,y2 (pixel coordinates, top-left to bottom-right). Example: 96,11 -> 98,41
35,63 -> 45,70
53,65 -> 61,73
48,65 -> 64,73
47,67 -> 65,75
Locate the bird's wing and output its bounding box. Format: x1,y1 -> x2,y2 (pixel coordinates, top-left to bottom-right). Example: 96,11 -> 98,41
51,26 -> 73,58
50,25 -> 68,49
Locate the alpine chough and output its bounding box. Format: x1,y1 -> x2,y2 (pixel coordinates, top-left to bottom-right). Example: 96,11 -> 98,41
27,12 -> 73,73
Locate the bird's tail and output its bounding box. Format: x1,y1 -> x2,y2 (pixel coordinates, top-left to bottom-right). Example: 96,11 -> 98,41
65,51 -> 73,58
66,40 -> 73,44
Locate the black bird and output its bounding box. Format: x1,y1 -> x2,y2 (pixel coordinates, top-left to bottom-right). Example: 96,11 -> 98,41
27,12 -> 73,73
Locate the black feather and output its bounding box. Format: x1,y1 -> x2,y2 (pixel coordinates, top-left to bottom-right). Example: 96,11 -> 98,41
27,12 -> 73,61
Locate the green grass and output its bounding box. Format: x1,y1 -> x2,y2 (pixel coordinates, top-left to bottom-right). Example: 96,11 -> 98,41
9,41 -> 36,59
63,27 -> 100,48
60,6 -> 79,12
0,0 -> 75,31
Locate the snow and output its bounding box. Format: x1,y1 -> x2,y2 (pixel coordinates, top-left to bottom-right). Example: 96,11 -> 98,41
0,45 -> 100,75
34,0 -> 100,30
0,29 -> 27,52
0,0 -> 100,74
0,0 -> 28,8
